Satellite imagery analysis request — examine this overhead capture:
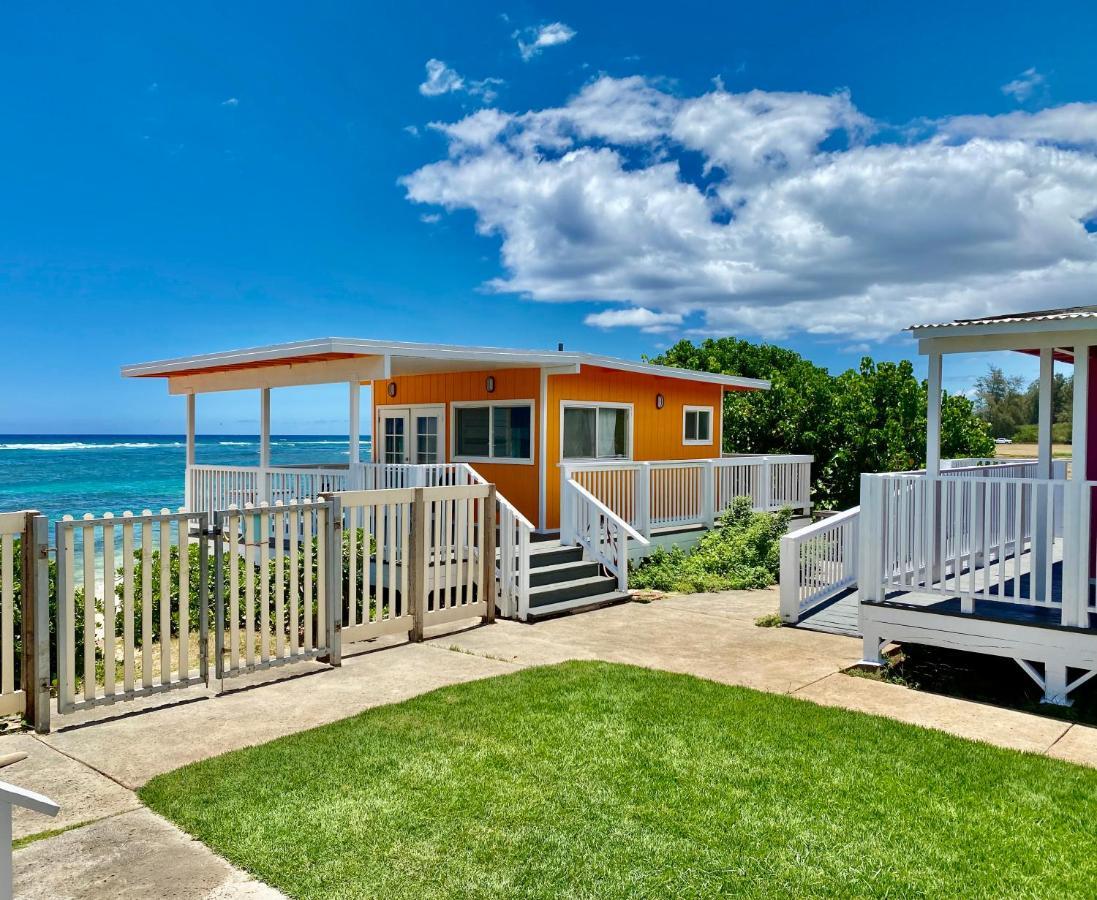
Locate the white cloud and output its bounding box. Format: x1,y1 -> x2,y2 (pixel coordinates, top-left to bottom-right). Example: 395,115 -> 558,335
419,60 -> 503,104
420,213 -> 442,224
402,76 -> 1097,340
404,125 -> 420,137
221,97 -> 239,107
1001,67 -> 1046,102
420,59 -> 464,97
941,103 -> 1097,147
585,308 -> 684,333
516,22 -> 576,61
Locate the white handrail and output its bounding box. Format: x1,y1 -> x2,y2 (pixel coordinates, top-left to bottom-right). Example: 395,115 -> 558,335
779,506 -> 859,623
565,478 -> 648,593
1,780 -> 59,900
459,463 -> 534,620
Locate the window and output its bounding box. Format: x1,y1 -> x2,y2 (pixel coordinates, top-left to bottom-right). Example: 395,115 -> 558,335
453,402 -> 533,462
683,406 -> 713,445
563,404 -> 630,459
415,415 -> 439,464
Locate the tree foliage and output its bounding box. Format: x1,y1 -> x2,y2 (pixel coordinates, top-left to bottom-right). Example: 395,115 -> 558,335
973,365 -> 1072,440
652,338 -> 995,509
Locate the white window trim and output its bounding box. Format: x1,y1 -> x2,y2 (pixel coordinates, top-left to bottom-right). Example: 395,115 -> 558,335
450,399 -> 536,466
682,405 -> 715,446
559,401 -> 635,461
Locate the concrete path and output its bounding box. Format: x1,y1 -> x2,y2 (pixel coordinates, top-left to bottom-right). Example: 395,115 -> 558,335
6,586 -> 1097,897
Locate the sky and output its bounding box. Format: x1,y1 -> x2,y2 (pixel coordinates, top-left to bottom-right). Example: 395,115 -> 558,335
2,1 -> 1096,433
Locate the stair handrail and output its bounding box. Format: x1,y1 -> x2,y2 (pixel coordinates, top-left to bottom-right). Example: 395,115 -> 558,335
459,463 -> 534,619
565,477 -> 649,592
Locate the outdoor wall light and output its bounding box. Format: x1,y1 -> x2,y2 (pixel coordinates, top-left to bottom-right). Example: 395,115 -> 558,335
486,375 -> 496,393
655,393 -> 665,409
387,382 -> 397,398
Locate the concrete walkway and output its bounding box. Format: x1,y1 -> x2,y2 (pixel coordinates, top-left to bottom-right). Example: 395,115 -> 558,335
7,587 -> 1097,897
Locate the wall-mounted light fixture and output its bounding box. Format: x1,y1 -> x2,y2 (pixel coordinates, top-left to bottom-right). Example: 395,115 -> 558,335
655,393 -> 665,409
486,375 -> 496,393
387,382 -> 397,398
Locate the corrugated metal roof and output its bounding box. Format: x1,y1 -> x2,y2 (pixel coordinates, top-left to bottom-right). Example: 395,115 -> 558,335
909,305 -> 1097,331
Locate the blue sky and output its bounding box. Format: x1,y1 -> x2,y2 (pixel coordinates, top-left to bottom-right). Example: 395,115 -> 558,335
3,1 -> 1095,433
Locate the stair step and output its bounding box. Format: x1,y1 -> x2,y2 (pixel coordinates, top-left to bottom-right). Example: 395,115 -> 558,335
525,591 -> 632,621
529,574 -> 618,607
528,544 -> 584,568
528,559 -> 602,587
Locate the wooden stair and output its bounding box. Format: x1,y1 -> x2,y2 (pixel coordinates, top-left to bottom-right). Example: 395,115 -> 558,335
523,539 -> 630,621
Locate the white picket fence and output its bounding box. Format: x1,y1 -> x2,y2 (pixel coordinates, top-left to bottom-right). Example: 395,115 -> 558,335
0,514 -> 25,717
561,455 -> 812,540
213,500 -> 332,678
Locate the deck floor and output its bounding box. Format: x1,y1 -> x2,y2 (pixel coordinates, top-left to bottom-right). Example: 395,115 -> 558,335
796,542 -> 1092,639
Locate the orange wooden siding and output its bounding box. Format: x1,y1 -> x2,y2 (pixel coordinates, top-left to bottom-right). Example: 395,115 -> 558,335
372,368 -> 541,524
545,366 -> 730,529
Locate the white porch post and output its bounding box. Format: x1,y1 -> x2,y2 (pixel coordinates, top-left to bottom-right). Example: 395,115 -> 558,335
259,387 -> 271,504
1034,349 -> 1054,599
1038,349 -> 1054,479
1064,345 -> 1090,627
184,393 -> 196,511
925,351 -> 942,475
348,380 -> 361,488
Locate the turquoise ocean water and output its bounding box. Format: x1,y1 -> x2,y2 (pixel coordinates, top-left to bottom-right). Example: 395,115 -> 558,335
0,435 -> 371,528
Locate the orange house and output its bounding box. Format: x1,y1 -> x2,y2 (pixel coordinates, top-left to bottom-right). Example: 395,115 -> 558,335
123,338 -> 773,532
368,349 -> 768,531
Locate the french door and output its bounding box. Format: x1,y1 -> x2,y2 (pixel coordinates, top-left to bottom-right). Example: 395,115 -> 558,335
378,407 -> 444,464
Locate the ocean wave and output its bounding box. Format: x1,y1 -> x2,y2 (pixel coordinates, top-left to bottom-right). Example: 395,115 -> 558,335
0,442 -> 185,451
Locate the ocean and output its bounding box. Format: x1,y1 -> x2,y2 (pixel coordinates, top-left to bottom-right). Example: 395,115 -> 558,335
0,435 -> 371,527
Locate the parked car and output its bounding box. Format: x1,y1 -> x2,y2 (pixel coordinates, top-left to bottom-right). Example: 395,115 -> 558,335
994,437 -> 1013,444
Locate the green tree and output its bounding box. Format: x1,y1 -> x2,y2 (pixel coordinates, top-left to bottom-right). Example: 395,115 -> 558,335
651,341 -> 994,510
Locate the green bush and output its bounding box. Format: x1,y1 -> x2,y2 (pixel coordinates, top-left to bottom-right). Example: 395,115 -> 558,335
630,497 -> 791,593
1011,424 -> 1038,443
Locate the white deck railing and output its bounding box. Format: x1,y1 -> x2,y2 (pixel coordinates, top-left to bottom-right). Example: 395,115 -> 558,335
188,464 -> 351,512
779,506 -> 859,623
561,455 -> 812,539
860,471 -> 1071,615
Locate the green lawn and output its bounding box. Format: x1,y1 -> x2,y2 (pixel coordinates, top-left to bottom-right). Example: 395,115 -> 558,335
140,662 -> 1097,899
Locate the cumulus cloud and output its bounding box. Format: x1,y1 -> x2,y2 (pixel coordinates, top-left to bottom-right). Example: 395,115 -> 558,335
1001,67 -> 1046,102
419,59 -> 503,104
402,76 -> 1097,340
221,97 -> 239,107
585,308 -> 684,333
516,22 -> 576,61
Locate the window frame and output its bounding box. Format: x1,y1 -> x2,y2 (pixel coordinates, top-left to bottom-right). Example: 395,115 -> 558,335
450,399 -> 535,465
559,401 -> 634,461
682,405 -> 715,446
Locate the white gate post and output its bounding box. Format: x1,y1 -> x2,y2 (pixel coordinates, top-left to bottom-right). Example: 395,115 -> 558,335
258,388 -> 271,505
560,464 -> 575,544
779,533 -> 799,623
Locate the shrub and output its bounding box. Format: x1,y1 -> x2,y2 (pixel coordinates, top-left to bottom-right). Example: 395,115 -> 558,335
630,497 -> 791,593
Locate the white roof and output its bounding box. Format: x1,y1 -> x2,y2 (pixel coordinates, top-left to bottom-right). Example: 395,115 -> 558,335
122,337 -> 769,391
909,306 -> 1097,335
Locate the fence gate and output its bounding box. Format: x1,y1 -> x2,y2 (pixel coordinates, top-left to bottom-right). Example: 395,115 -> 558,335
55,509 -> 211,714
211,499 -> 336,683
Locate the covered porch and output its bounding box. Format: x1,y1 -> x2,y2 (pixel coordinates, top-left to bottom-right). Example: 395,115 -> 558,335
859,308 -> 1097,705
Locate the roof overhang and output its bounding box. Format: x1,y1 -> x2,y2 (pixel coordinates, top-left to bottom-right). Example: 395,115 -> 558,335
908,307 -> 1097,362
123,338 -> 770,395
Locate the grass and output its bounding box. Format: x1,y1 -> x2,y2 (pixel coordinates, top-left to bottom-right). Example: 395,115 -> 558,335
994,441 -> 1072,459
140,661 -> 1097,899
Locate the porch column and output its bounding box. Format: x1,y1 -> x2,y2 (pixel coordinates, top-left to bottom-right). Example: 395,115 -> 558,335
925,351 -> 942,475
1064,345 -> 1090,626
348,381 -> 361,464
1033,349 -> 1054,600
184,393 -> 196,511
259,387 -> 271,504
348,380 -> 361,489
1037,349 -> 1054,479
